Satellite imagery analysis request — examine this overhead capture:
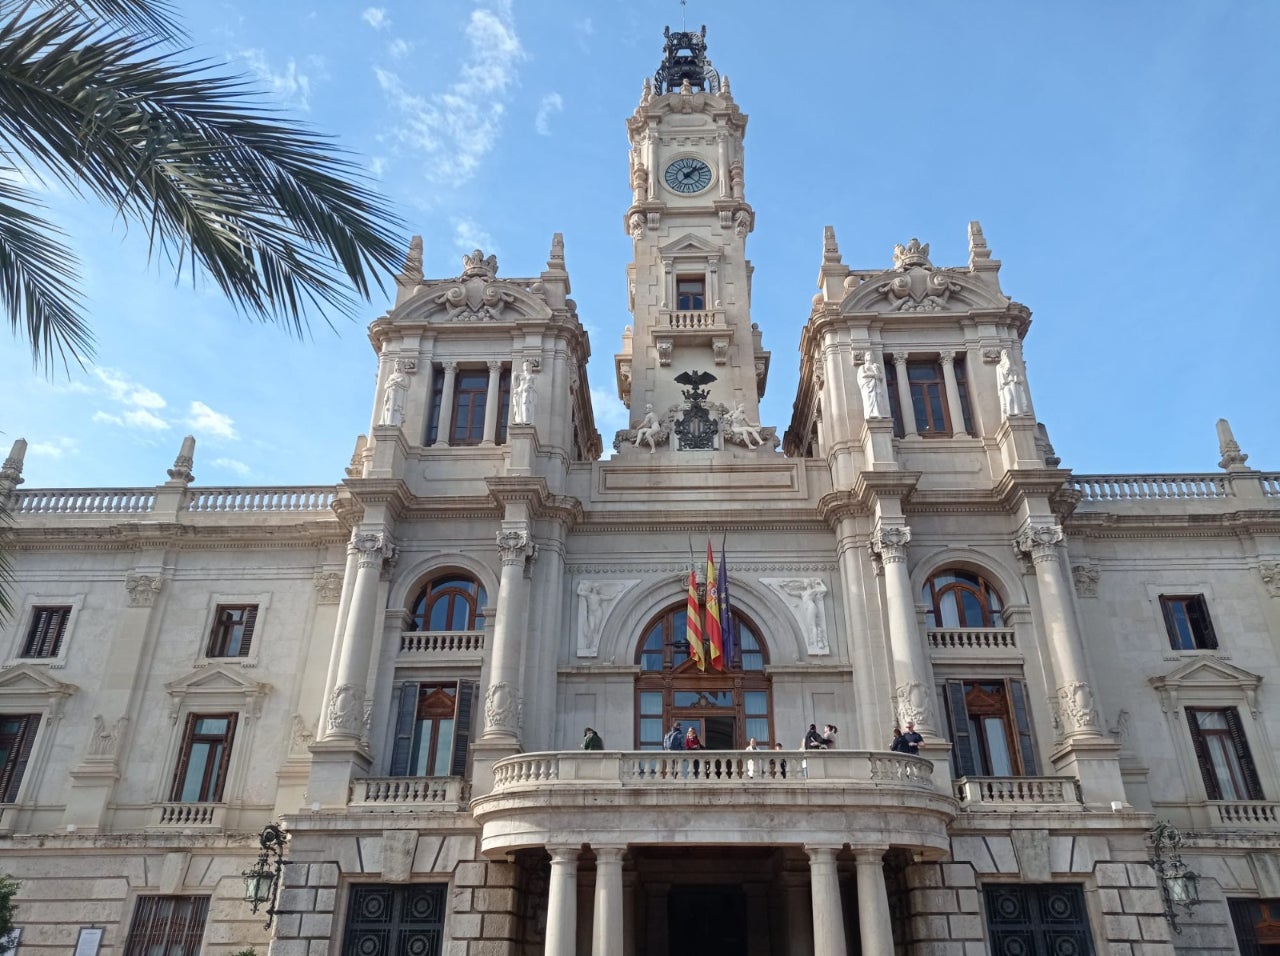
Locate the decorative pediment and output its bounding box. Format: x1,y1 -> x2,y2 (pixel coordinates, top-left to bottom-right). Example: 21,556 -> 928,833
0,663 -> 77,701
166,665 -> 272,721
1149,656 -> 1262,717
840,237 -> 1010,315
390,249 -> 556,325
659,233 -> 720,258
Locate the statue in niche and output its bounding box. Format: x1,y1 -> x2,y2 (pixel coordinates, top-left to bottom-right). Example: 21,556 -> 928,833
722,401 -> 764,449
379,359 -> 409,427
857,352 -> 888,418
576,580 -> 635,657
765,578 -> 830,653
633,403 -> 664,453
511,359 -> 537,425
998,349 -> 1031,418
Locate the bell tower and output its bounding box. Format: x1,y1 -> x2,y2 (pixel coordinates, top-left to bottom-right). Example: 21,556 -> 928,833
614,26 -> 772,450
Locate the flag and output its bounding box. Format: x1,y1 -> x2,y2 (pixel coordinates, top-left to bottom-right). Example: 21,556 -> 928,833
685,567 -> 706,670
718,537 -> 735,667
705,539 -> 724,671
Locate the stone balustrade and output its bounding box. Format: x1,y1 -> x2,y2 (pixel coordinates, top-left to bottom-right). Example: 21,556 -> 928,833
927,628 -> 1018,652
350,776 -> 469,809
11,485 -> 335,515
185,487 -> 334,512
953,776 -> 1083,809
1264,474 -> 1280,496
152,802 -> 225,828
13,488 -> 156,514
398,630 -> 485,658
1209,800 -> 1280,828
1069,475 -> 1227,501
662,309 -> 725,330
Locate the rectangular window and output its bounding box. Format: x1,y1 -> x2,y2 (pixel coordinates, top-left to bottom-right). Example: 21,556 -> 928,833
676,275 -> 706,311
907,361 -> 951,435
985,884 -> 1094,955
0,715 -> 40,802
1187,707 -> 1262,801
124,896 -> 210,956
885,359 -> 905,437
170,713 -> 237,802
940,678 -> 1037,777
1229,898 -> 1280,955
389,681 -> 476,777
426,365 -> 444,445
342,885 -> 446,956
1160,595 -> 1217,650
206,605 -> 258,657
21,606 -> 71,658
451,370 -> 489,445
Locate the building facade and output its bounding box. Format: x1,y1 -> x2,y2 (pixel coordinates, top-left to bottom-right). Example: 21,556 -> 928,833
1,26 -> 1279,956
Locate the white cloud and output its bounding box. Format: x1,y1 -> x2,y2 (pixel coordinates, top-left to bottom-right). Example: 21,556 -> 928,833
27,437 -> 78,458
535,92 -> 563,136
369,156 -> 387,178
93,368 -> 166,409
92,411 -> 123,427
375,4 -> 524,183
388,38 -> 411,59
453,218 -> 494,254
188,401 -> 238,440
362,7 -> 390,29
236,48 -> 313,112
590,387 -> 630,438
212,457 -> 252,477
122,409 -> 169,431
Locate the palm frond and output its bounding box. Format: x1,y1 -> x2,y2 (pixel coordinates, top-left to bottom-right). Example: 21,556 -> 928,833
52,0 -> 185,44
0,5 -> 404,363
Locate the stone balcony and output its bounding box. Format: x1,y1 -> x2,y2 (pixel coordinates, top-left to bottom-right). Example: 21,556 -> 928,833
953,776 -> 1084,811
396,630 -> 485,662
150,802 -> 226,830
349,776 -> 470,811
1204,800 -> 1280,829
471,750 -> 956,859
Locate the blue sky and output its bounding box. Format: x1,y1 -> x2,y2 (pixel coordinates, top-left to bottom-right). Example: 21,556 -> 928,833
4,1 -> 1279,488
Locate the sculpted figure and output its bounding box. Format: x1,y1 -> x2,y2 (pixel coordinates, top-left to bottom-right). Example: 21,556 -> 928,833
998,349 -> 1030,418
380,359 -> 409,427
858,352 -> 887,419
780,578 -> 830,652
511,359 -> 536,425
633,403 -> 662,453
723,401 -> 763,448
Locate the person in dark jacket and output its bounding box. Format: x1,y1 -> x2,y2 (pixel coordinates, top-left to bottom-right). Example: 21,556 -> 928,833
663,722 -> 684,750
900,721 -> 923,755
582,727 -> 603,750
803,723 -> 828,750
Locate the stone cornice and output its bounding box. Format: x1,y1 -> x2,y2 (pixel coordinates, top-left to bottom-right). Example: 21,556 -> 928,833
9,521 -> 344,552
1066,510 -> 1280,539
991,468 -> 1074,509
850,470 -> 922,504
340,477 -> 414,517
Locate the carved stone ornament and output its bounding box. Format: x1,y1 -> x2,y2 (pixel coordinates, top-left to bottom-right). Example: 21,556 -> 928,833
432,249 -> 514,322
874,238 -> 963,312
88,714 -> 128,757
576,580 -> 639,657
761,578 -> 830,655
352,531 -> 394,569
628,403 -> 673,454
895,680 -> 931,729
1071,563 -> 1100,598
314,571 -> 343,604
1057,680 -> 1099,733
484,680 -> 522,733
126,572 -> 163,608
629,211 -> 646,240
1260,562 -> 1280,598
870,525 -> 912,564
327,683 -> 364,735
496,529 -> 535,567
290,714 -> 315,756
657,340 -> 673,367
1016,524 -> 1064,564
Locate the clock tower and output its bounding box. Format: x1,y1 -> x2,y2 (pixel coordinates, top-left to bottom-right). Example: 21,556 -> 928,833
614,26 -> 772,450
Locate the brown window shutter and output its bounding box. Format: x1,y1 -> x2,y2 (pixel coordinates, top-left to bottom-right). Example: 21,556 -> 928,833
169,713 -> 199,801
210,713 -> 238,801
1224,707 -> 1264,800
240,606 -> 258,656
0,715 -> 39,802
1185,709 -> 1222,800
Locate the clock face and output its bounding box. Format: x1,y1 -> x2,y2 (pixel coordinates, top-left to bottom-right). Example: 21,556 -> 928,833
664,157 -> 713,194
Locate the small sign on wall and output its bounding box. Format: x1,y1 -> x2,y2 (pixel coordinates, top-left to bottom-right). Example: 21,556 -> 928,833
73,927 -> 102,956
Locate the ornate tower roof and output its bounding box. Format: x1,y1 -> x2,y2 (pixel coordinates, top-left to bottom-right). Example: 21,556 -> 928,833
654,25 -> 720,94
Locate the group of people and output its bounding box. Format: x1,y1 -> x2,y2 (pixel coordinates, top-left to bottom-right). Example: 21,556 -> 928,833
581,719 -> 924,755
662,722 -> 706,750
802,723 -> 838,750
890,721 -> 923,755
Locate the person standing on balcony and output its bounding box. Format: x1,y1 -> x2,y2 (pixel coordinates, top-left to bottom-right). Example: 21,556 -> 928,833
663,722 -> 684,750
822,724 -> 838,749
901,721 -> 923,755
582,727 -> 603,750
684,727 -> 705,750
803,723 -> 828,750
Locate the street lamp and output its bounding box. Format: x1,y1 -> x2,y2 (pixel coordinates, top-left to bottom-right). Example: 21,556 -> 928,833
1148,820 -> 1200,934
243,823 -> 291,929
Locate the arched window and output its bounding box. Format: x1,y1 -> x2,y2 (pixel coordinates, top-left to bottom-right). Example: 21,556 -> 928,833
409,574 -> 487,631
922,569 -> 1004,628
634,604 -> 772,750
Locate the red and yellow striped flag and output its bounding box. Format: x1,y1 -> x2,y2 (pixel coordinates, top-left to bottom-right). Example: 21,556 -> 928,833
705,539 -> 724,671
685,567 -> 706,671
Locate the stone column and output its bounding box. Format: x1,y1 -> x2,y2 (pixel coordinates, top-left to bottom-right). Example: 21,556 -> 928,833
592,846 -> 625,956
853,848 -> 894,956
322,531 -> 392,740
940,350 -> 967,436
482,527 -> 535,743
806,846 -> 847,956
872,523 -> 935,736
436,361 -> 458,446
892,353 -> 916,437
482,360 -> 503,445
545,846 -> 579,956
1016,524 -> 1101,738
784,875 -> 814,956
717,131 -> 730,198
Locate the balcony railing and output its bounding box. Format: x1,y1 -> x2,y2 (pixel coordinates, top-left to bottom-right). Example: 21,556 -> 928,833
1208,800 -> 1280,828
152,802 -> 226,828
662,309 -> 725,331
185,487 -> 335,512
492,750 -> 937,791
13,488 -> 156,514
398,631 -> 485,658
927,628 -> 1017,652
1068,475 -> 1227,501
350,777 -> 469,809
954,776 -> 1082,809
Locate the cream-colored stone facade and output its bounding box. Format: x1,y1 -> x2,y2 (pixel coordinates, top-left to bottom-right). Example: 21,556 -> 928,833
1,27 -> 1278,956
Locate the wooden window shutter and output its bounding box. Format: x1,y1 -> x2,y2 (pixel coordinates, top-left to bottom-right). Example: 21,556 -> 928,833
450,680 -> 477,778
239,606 -> 258,656
1185,709 -> 1222,800
0,715 -> 39,802
1009,679 -> 1039,775
1224,707 -> 1264,800
388,682 -> 421,777
1188,597 -> 1217,649
210,714 -> 238,801
943,680 -> 978,778
169,713 -> 199,801
1158,596 -> 1179,648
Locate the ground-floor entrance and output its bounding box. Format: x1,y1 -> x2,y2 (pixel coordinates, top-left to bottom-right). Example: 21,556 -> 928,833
667,885 -> 748,956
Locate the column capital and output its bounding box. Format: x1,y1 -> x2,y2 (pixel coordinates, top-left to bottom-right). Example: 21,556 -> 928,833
892,352 -> 910,368
441,360 -> 459,372
547,845 -> 581,864
870,523 -> 912,563
487,359 -> 503,371
804,845 -> 841,863
849,846 -> 889,863
592,845 -> 626,864
1015,523 -> 1064,564
352,530 -> 396,569
497,528 -> 537,567
939,349 -> 956,366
